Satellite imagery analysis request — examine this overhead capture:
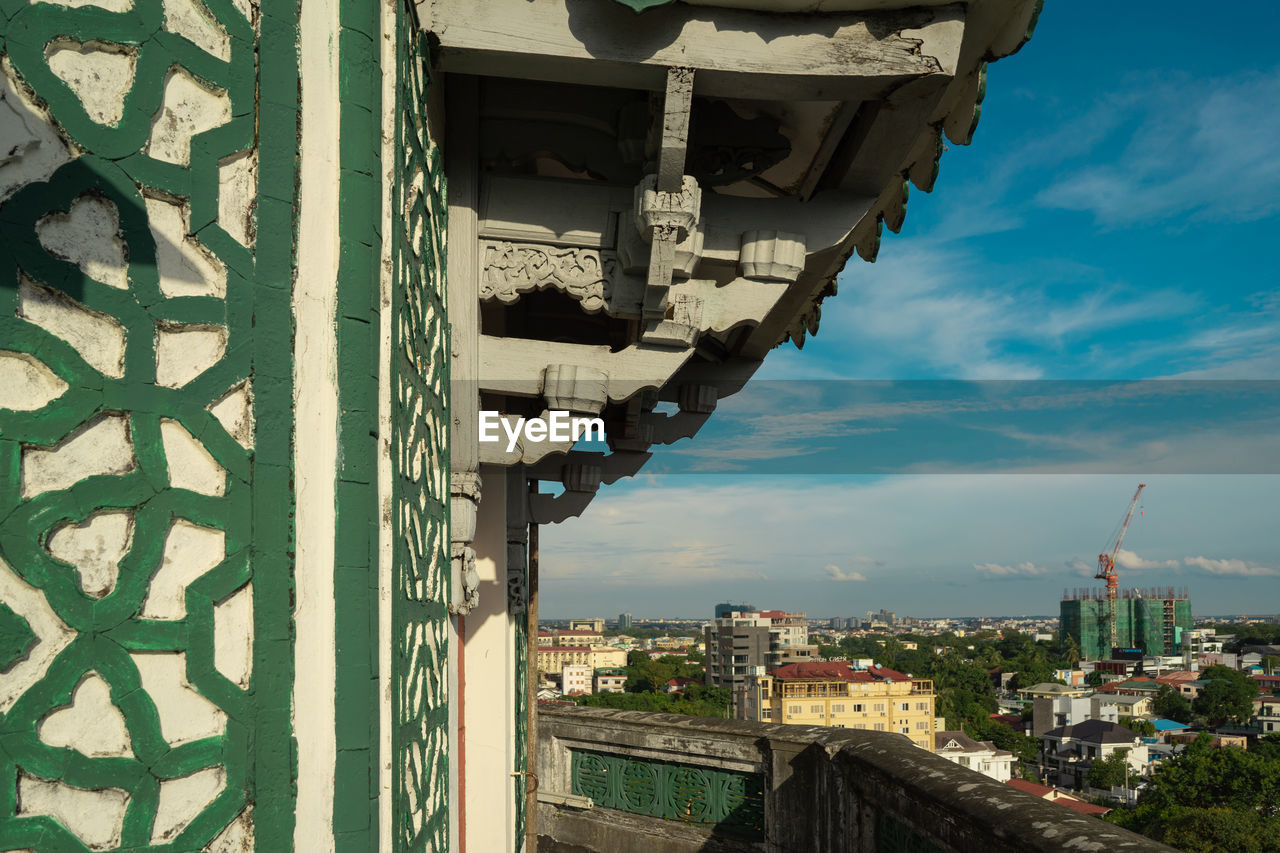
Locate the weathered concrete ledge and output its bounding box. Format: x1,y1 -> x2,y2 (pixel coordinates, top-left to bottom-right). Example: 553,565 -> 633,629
536,705 -> 1175,853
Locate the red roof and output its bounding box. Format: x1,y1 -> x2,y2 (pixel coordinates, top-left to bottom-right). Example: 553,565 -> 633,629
1005,780 -> 1110,815
769,661 -> 911,682
1006,779 -> 1054,797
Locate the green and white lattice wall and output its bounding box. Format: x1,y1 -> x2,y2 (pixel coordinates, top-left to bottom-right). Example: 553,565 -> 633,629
0,0 -> 450,849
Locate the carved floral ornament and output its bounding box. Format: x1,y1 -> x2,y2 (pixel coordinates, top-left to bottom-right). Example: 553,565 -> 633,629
480,241 -> 614,313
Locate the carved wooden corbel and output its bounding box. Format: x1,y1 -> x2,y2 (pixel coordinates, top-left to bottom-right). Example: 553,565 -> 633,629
449,471 -> 482,615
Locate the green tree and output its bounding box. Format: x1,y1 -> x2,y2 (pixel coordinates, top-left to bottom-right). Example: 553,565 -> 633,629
1085,670 -> 1107,688
1060,635 -> 1081,669
1137,807 -> 1280,853
1262,655 -> 1280,676
1192,665 -> 1257,726
1087,749 -> 1136,790
817,643 -> 842,661
1007,661 -> 1060,692
1153,684 -> 1193,724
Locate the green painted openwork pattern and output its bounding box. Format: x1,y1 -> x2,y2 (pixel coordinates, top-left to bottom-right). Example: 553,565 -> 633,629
390,4 -> 450,851
0,0 -> 296,848
570,749 -> 765,839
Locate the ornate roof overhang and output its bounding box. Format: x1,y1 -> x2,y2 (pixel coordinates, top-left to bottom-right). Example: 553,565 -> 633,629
424,0 -> 1039,607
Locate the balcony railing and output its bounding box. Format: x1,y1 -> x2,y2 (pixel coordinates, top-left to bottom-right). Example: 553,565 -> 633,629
536,706 -> 1173,853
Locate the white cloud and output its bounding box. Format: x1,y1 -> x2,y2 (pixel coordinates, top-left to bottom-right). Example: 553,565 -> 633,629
1035,69 -> 1280,226
1115,549 -> 1180,570
1183,556 -> 1280,577
824,564 -> 869,582
974,561 -> 1051,579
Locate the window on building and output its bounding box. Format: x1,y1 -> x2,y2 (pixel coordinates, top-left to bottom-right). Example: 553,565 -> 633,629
874,703 -> 885,712
831,704 -> 844,713
900,727 -> 910,734
789,705 -> 801,715
761,709 -> 772,720
874,723 -> 885,731
852,704 -> 863,713
915,721 -> 928,730
959,757 -> 970,767
900,703 -> 910,712
810,705 -> 823,714
915,702 -> 929,711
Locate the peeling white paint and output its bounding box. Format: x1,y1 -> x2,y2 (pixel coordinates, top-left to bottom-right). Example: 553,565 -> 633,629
294,0 -> 341,845
0,351 -> 68,411
155,324 -> 227,388
0,557 -> 77,714
39,672 -> 133,757
46,509 -> 134,598
159,418 -> 227,496
152,766 -> 226,844
162,0 -> 232,61
213,581 -> 252,688
140,519 -> 225,620
18,275 -> 127,379
21,414 -> 135,498
17,774 -> 129,851
1,62 -> 75,203
208,381 -> 253,450
217,149 -> 257,248
45,40 -> 138,127
144,192 -> 228,297
205,805 -> 253,852
146,67 -> 231,166
36,194 -> 129,289
129,651 -> 227,746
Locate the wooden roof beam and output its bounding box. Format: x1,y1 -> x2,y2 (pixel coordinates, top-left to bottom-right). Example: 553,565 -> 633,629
426,0 -> 964,102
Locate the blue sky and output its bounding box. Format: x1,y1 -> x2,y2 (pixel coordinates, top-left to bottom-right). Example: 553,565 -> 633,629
540,4 -> 1280,620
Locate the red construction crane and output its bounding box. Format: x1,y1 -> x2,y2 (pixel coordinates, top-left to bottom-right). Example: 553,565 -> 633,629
1096,483 -> 1146,651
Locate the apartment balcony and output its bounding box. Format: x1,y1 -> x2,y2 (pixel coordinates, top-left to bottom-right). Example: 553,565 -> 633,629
536,706 -> 1172,852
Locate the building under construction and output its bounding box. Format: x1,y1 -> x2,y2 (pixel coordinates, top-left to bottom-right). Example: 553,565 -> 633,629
1060,587 -> 1193,660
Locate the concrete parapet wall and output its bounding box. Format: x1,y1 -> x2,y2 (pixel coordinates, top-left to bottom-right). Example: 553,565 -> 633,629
536,705 -> 1174,853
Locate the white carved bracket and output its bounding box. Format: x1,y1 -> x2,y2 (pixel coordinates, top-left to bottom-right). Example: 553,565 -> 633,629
449,471 -> 482,615
477,410 -> 579,466
480,335 -> 695,404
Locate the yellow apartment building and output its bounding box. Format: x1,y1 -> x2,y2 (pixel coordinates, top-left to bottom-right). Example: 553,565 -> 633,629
740,662 -> 937,750
536,645 -> 628,673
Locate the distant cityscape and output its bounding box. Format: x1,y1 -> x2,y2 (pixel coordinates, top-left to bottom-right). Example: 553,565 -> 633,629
535,593 -> 1280,821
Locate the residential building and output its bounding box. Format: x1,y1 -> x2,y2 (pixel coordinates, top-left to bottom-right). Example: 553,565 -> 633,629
1019,682 -> 1089,701
618,612 -> 633,629
740,662 -> 936,751
561,663 -> 593,695
1031,696 -> 1118,737
704,608 -> 816,699
1100,694 -> 1153,719
1253,695 -> 1280,735
536,645 -> 628,673
934,731 -> 1014,782
593,667 -> 627,694
1039,719 -> 1148,790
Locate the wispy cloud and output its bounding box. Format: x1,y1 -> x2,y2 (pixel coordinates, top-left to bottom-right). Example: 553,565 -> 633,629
1116,549 -> 1180,570
1183,556 -> 1280,577
974,562 -> 1052,579
824,564 -> 870,582
1035,69 -> 1280,226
